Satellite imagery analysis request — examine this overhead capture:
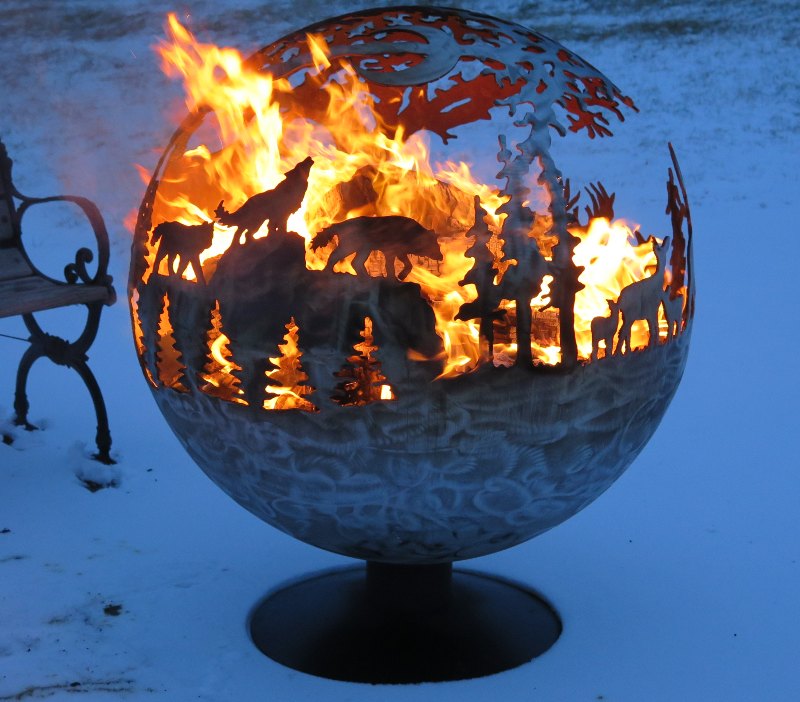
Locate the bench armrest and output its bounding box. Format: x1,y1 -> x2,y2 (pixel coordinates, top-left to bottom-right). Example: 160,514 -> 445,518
0,141 -> 115,306
17,195 -> 116,304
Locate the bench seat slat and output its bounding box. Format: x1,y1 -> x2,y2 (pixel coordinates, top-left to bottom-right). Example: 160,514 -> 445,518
0,248 -> 34,281
0,275 -> 112,319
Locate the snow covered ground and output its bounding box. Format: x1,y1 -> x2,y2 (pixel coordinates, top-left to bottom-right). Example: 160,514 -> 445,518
1,0 -> 798,699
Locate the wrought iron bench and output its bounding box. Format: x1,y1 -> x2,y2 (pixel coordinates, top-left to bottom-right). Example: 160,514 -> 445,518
0,140 -> 116,463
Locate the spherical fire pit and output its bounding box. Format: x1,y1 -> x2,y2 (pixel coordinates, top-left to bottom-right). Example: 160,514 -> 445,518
129,6 -> 694,682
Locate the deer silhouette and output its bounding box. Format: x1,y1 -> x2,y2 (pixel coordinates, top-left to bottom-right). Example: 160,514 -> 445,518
152,219 -> 215,285
215,157 -> 313,244
590,299 -> 620,361
614,235 -> 670,355
662,288 -> 684,340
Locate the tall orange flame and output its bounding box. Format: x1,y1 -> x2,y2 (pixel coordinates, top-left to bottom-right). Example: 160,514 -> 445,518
145,16 -> 671,377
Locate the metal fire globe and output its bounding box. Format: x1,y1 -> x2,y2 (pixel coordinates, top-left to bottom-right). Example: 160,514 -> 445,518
130,7 -> 693,566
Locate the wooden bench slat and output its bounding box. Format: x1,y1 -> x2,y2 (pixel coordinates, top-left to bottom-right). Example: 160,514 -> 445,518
0,247 -> 34,281
0,275 -> 112,318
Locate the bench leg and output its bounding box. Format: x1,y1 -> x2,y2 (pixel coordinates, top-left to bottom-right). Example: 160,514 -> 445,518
15,306 -> 115,464
70,358 -> 114,465
13,344 -> 40,431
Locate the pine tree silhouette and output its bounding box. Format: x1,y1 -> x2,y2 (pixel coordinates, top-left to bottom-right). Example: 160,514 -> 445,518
332,317 -> 395,406
156,293 -> 188,392
131,289 -> 157,387
495,135 -> 549,369
199,301 -> 247,405
264,317 -> 317,412
457,195 -> 506,361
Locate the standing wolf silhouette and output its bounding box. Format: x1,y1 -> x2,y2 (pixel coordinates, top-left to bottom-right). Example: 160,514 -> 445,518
310,215 -> 442,281
215,157 -> 314,243
152,220 -> 215,285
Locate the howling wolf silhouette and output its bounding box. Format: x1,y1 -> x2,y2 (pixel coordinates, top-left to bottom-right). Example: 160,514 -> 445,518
310,215 -> 442,281
215,157 -> 314,244
152,219 -> 215,285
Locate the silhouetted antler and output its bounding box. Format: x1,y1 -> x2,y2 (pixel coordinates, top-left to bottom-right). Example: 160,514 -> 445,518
584,182 -> 615,222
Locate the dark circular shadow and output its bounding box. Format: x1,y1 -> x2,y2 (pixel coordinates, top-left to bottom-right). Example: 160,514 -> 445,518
249,562 -> 561,683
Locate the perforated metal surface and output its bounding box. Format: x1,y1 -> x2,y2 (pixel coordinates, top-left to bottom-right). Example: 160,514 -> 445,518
130,7 -> 693,562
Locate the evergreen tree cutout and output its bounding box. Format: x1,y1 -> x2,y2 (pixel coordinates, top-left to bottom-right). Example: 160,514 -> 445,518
456,196 -> 506,362
199,301 -> 247,405
156,293 -> 188,393
263,317 -> 317,412
131,289 -> 157,388
494,135 -> 549,369
332,317 -> 396,406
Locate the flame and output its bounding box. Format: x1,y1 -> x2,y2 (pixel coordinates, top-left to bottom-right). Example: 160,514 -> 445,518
146,16 -> 673,378
333,317 -> 396,405
572,218 -> 661,356
200,300 -> 248,404
131,289 -> 158,387
149,17 -> 506,253
264,317 -> 317,411
130,288 -> 146,357
380,384 -> 395,401
156,293 -> 188,392
306,33 -> 332,71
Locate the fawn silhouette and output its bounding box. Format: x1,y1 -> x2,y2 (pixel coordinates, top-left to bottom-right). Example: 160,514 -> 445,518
661,289 -> 684,339
152,219 -> 215,285
591,299 -> 620,361
215,157 -> 313,244
310,215 -> 442,281
615,235 -> 670,355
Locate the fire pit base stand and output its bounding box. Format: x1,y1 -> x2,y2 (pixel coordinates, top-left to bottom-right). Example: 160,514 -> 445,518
248,561 -> 561,683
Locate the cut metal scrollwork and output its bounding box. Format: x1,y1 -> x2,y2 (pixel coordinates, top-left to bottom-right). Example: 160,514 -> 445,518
64,247 -> 95,285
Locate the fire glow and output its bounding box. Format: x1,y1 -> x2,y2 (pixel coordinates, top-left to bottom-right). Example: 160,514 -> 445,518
128,5 -> 696,569
140,14 -> 680,389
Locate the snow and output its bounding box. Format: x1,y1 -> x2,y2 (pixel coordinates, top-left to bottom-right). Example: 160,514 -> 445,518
1,0 -> 799,699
